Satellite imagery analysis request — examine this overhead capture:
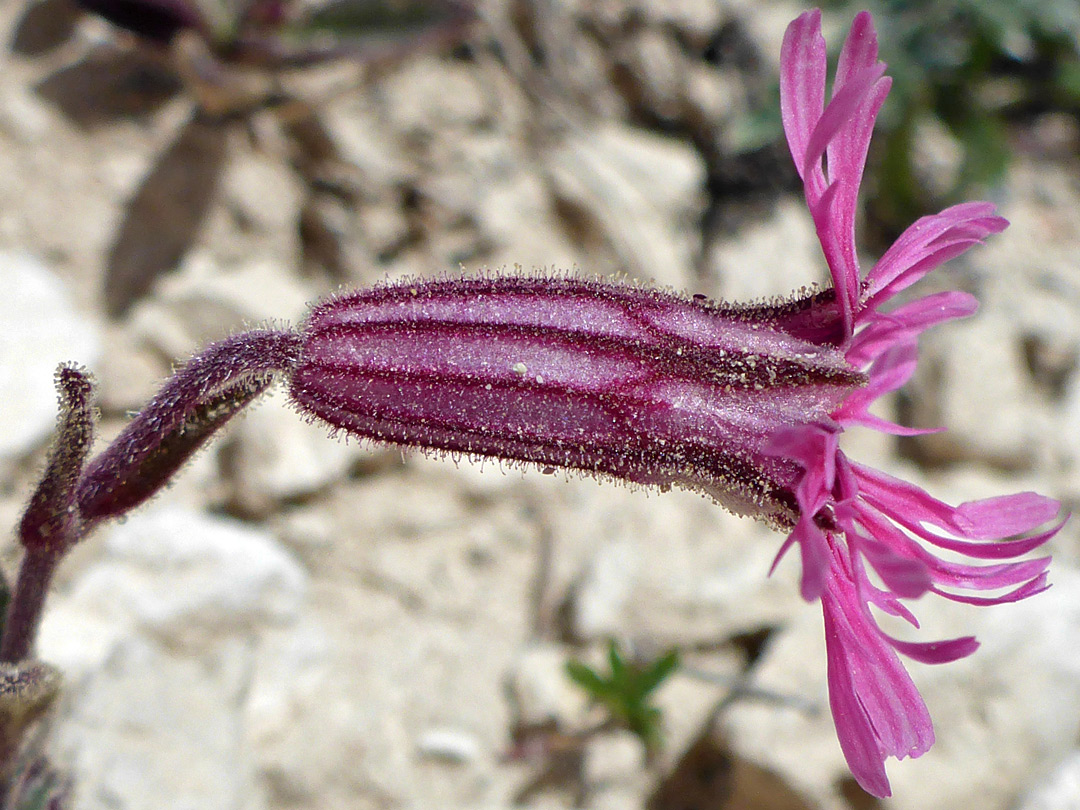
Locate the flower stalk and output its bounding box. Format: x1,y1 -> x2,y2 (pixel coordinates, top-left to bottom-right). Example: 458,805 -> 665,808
2,331 -> 301,664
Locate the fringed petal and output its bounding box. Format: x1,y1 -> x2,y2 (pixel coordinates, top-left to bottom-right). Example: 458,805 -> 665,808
863,203 -> 1008,308
932,572 -> 1051,606
824,607 -> 895,798
822,546 -> 935,797
798,516 -> 832,601
886,635 -> 979,665
781,10 -> 827,194
847,291 -> 979,367
852,463 -> 1062,543
856,535 -> 933,598
955,492 -> 1064,537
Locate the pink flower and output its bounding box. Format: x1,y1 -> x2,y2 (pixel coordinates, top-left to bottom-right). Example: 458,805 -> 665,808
770,9 -> 1062,795
17,11 -> 1058,783
283,9 -> 1063,797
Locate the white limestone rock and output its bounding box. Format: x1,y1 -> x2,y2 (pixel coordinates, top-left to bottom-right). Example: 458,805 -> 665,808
545,123 -> 705,289
225,387 -> 373,514
0,251 -> 100,458
39,506 -> 307,656
508,642 -> 589,729
36,507 -> 310,810
1019,750 -> 1080,810
50,637 -> 264,810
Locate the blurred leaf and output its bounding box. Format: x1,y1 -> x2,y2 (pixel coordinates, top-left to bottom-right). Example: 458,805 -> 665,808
104,113 -> 227,317
565,660 -> 609,697
34,47 -> 182,129
639,649 -> 680,697
1055,59 -> 1080,101
565,640 -> 679,754
606,639 -> 626,684
260,0 -> 473,69
726,103 -> 781,154
951,113 -> 1011,191
10,0 -> 81,56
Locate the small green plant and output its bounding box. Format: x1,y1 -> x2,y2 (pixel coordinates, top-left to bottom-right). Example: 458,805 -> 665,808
565,641 -> 680,758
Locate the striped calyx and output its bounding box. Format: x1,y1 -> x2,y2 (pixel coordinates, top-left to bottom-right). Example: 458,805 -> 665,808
289,275 -> 865,526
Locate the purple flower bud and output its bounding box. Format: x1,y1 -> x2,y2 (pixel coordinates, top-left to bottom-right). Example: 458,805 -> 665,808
288,275 -> 865,526
20,365 -> 95,554
77,330 -> 300,525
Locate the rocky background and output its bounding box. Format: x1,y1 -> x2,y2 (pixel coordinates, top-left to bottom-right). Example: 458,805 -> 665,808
2,1 -> 1080,809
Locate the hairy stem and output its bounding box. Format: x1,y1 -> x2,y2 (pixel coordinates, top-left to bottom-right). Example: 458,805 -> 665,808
0,548 -> 65,664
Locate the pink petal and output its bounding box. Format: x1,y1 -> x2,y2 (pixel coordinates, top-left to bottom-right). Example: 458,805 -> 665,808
836,341 -> 916,407
857,536 -> 932,598
864,584 -> 921,626
822,557 -> 935,797
809,182 -> 861,335
865,238 -> 995,311
851,463 -> 1060,543
802,64 -> 888,186
934,572 -> 1051,605
956,493 -> 1064,537
824,616 -> 894,798
763,422 -> 839,491
848,494 -> 1052,592
801,66 -> 888,333
768,530 -> 799,577
829,75 -> 891,320
864,203 -> 1008,306
833,12 -> 881,98
935,557 -> 1052,591
887,635 -> 979,664
844,412 -> 943,436
834,344 -> 945,435
780,10 -> 827,192
848,291 -> 979,366
889,507 -> 1062,560
798,516 -> 832,601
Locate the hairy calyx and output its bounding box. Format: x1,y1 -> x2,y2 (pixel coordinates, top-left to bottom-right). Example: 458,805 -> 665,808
289,275 -> 866,526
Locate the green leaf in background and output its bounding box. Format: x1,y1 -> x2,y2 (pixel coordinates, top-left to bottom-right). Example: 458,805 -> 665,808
565,640 -> 680,755
565,659 -> 610,697
1057,60 -> 1080,103
638,649 -> 680,697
